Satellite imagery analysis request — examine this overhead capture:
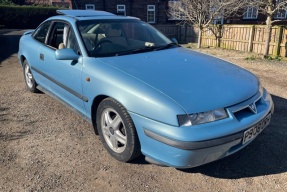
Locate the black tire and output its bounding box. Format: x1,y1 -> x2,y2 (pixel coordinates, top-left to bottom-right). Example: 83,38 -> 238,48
23,60 -> 39,93
96,98 -> 141,162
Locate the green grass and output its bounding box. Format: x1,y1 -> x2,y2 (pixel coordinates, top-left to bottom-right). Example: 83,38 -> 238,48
244,55 -> 257,61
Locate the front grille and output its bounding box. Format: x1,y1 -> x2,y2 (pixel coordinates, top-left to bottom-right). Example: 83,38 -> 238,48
232,96 -> 261,121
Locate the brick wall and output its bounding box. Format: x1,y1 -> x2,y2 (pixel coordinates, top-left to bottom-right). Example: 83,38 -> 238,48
75,0 -> 104,10
74,0 -> 170,24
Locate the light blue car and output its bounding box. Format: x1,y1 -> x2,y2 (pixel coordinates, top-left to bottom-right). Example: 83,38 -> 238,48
18,10 -> 274,168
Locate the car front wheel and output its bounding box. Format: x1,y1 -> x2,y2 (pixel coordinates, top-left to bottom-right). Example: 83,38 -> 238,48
96,98 -> 141,162
23,60 -> 39,93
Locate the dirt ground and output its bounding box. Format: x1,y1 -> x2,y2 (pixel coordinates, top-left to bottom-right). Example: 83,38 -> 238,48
0,30 -> 287,192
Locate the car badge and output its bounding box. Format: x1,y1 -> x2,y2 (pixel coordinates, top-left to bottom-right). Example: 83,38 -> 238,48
248,103 -> 257,114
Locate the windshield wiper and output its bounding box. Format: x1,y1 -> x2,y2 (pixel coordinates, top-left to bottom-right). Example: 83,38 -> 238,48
116,46 -> 157,56
115,43 -> 179,56
155,42 -> 179,51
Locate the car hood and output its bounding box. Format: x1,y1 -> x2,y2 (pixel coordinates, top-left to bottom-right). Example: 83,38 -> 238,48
98,47 -> 258,113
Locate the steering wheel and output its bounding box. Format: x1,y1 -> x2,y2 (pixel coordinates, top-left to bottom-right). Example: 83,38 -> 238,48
95,39 -> 113,48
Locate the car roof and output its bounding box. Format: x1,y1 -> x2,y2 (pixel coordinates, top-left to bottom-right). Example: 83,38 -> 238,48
54,10 -> 139,21
57,10 -> 115,17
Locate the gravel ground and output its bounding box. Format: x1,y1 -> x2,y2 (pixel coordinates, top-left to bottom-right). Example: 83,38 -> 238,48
0,30 -> 287,192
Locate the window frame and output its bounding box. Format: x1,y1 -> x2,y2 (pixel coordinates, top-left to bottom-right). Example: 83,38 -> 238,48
32,20 -> 52,44
274,0 -> 287,19
243,6 -> 258,19
46,22 -> 67,50
35,20 -> 79,55
147,5 -> 156,23
85,4 -> 95,10
117,4 -> 126,16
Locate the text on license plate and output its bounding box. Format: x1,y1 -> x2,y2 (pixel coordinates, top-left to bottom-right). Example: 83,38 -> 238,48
242,113 -> 271,144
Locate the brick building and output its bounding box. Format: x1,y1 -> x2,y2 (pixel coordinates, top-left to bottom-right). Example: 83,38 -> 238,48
226,0 -> 287,25
24,0 -> 183,24
25,0 -> 287,25
73,0 -> 287,25
72,0 -> 176,25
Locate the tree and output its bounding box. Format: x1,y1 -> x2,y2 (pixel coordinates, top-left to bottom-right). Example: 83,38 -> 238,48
168,0 -> 247,48
247,0 -> 287,57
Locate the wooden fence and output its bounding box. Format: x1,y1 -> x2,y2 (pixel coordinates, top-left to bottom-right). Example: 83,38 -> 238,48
154,24 -> 199,44
201,25 -> 287,57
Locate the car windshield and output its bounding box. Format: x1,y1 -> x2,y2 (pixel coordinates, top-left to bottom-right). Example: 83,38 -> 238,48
77,19 -> 177,57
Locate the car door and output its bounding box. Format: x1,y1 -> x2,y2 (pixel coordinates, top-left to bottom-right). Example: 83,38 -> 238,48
38,21 -> 86,115
29,20 -> 52,88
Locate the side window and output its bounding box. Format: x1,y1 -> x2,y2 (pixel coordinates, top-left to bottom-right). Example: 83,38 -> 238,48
66,29 -> 80,55
47,22 -> 66,49
47,22 -> 80,55
33,21 -> 51,43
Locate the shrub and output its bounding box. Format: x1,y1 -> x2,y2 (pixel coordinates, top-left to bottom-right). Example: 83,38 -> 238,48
0,0 -> 14,5
0,5 -> 60,29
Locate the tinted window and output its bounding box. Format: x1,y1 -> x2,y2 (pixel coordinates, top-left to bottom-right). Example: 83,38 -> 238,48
33,21 -> 51,43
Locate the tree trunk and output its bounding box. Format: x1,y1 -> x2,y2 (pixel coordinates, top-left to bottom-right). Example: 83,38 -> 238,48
216,25 -> 222,48
263,1 -> 273,58
263,15 -> 272,57
197,29 -> 202,48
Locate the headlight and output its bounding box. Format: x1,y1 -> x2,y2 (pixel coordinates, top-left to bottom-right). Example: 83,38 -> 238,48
178,109 -> 228,126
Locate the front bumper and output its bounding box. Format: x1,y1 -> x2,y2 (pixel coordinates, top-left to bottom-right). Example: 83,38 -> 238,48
130,90 -> 274,168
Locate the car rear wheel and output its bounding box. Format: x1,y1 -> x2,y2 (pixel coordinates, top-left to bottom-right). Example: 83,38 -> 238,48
97,98 -> 141,162
23,60 -> 39,93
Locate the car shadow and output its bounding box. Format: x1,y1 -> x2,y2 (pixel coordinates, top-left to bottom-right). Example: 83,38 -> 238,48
0,29 -> 25,65
179,94 -> 287,178
130,155 -> 150,165
0,130 -> 32,141
0,106 -> 32,141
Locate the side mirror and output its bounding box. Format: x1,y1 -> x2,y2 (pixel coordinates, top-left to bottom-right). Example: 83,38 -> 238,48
171,38 -> 178,44
55,48 -> 79,60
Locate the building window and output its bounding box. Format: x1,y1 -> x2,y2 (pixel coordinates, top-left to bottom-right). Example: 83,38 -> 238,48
85,4 -> 95,10
243,6 -> 258,19
147,5 -> 155,23
274,0 -> 287,19
168,0 -> 185,20
210,5 -> 224,24
117,5 -> 126,16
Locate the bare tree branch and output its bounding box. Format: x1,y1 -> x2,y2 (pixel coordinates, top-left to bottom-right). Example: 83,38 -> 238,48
248,0 -> 287,18
168,0 -> 248,48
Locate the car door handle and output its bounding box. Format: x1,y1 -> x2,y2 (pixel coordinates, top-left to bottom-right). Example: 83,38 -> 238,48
40,53 -> 44,61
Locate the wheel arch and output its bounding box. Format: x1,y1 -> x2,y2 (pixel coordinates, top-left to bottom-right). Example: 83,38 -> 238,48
20,55 -> 26,66
91,95 -> 109,135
